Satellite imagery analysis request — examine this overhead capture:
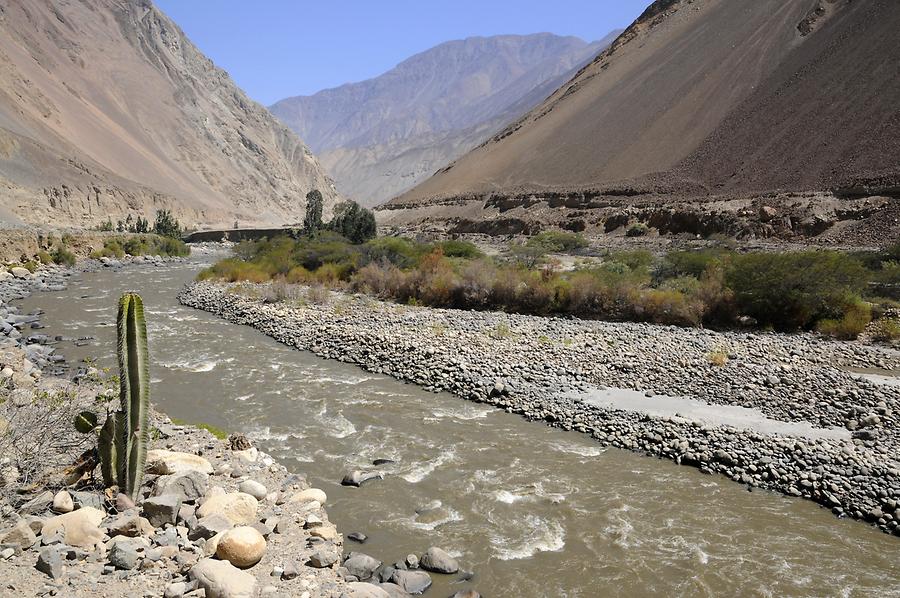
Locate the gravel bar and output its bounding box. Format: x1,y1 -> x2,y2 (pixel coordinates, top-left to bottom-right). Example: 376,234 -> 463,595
180,281 -> 900,537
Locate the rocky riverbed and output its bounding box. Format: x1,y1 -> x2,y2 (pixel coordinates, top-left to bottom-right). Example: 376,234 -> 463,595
0,258 -> 482,598
180,281 -> 900,539
0,259 -> 347,597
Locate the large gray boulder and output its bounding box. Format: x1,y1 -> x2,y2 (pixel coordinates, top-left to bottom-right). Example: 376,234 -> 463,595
143,494 -> 183,528
154,471 -> 209,503
419,546 -> 459,574
343,552 -> 382,581
390,569 -> 432,594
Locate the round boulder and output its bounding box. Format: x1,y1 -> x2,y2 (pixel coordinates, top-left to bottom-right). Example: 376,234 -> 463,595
215,526 -> 266,568
238,480 -> 267,501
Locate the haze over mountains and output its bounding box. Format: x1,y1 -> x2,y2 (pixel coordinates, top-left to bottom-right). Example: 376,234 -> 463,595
0,0 -> 340,229
383,0 -> 900,245
270,32 -> 620,207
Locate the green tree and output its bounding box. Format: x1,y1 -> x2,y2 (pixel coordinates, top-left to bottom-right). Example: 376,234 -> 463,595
304,189 -> 324,234
153,210 -> 181,239
328,201 -> 376,244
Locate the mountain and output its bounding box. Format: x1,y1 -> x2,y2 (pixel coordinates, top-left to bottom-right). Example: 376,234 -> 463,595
382,0 -> 900,246
270,32 -> 621,207
0,0 -> 340,229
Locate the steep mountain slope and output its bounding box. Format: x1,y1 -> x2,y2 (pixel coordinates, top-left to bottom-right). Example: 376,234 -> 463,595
270,33 -> 620,206
0,0 -> 340,229
383,0 -> 899,246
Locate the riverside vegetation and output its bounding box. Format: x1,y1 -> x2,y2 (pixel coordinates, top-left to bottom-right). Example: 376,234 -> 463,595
198,230 -> 900,339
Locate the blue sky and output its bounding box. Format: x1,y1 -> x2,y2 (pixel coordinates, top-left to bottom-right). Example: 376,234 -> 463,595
154,1 -> 650,105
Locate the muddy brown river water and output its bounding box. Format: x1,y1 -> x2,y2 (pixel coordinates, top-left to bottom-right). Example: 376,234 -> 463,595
18,254 -> 900,597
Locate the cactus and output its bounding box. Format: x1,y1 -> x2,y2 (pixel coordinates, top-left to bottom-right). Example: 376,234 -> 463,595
75,293 -> 151,500
97,410 -> 124,487
116,293 -> 151,500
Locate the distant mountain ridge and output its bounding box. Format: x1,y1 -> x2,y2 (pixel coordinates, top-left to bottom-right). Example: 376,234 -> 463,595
270,32 -> 621,206
0,0 -> 340,229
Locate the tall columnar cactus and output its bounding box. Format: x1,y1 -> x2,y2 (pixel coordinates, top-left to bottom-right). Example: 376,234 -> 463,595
76,293 -> 151,501
115,293 -> 151,501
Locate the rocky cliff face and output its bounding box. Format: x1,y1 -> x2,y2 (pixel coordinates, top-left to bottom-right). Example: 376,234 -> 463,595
270,33 -> 620,206
0,0 -> 340,229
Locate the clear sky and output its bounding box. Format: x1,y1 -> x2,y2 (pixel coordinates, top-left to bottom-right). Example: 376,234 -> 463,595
153,0 -> 651,106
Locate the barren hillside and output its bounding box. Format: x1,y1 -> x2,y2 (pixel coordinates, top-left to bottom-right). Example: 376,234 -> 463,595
0,0 -> 340,229
382,0 -> 899,246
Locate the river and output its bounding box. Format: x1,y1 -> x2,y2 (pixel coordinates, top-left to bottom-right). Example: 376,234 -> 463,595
17,253 -> 900,597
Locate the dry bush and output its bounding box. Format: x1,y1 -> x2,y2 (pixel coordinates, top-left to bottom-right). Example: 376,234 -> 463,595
286,266 -> 312,284
0,385 -> 94,499
352,262 -> 407,298
707,346 -> 729,367
456,259 -> 496,308
639,288 -> 705,327
306,285 -> 330,305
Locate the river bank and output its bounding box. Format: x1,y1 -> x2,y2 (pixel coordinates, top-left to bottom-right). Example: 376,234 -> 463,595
181,280 -> 900,538
0,261 -> 354,598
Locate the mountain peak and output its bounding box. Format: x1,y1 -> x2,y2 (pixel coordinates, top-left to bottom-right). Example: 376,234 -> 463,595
270,32 -> 618,206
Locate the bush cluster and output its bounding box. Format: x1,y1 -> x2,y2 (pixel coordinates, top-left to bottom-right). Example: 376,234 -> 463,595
91,234 -> 190,259
200,234 -> 899,337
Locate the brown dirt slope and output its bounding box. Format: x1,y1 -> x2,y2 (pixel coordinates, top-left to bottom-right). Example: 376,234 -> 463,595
675,0 -> 900,196
383,0 -> 899,245
0,0 -> 340,229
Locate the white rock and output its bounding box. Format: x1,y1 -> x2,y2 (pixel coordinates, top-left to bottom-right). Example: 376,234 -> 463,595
197,492 -> 257,526
41,507 -> 105,549
10,267 -> 30,279
146,450 -> 213,475
52,490 -> 73,514
190,558 -> 257,598
215,526 -> 266,568
232,448 -> 258,463
238,480 -> 267,501
289,488 -> 327,505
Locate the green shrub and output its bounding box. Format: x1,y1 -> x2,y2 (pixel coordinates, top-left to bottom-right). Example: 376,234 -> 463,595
52,246 -> 77,267
870,318 -> 900,342
22,260 -> 38,273
607,250 -> 654,277
98,239 -> 125,258
328,201 -> 376,244
439,239 -> 484,259
304,190 -> 324,234
626,223 -> 649,237
656,250 -> 726,280
37,250 -> 53,265
726,251 -> 868,330
153,210 -> 182,239
526,231 -> 588,252
816,300 -> 872,339
362,236 -> 425,268
198,259 -> 269,283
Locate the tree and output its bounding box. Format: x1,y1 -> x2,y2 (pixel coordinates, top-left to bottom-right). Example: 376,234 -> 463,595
328,201 -> 376,244
303,189 -> 324,234
153,210 -> 181,239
